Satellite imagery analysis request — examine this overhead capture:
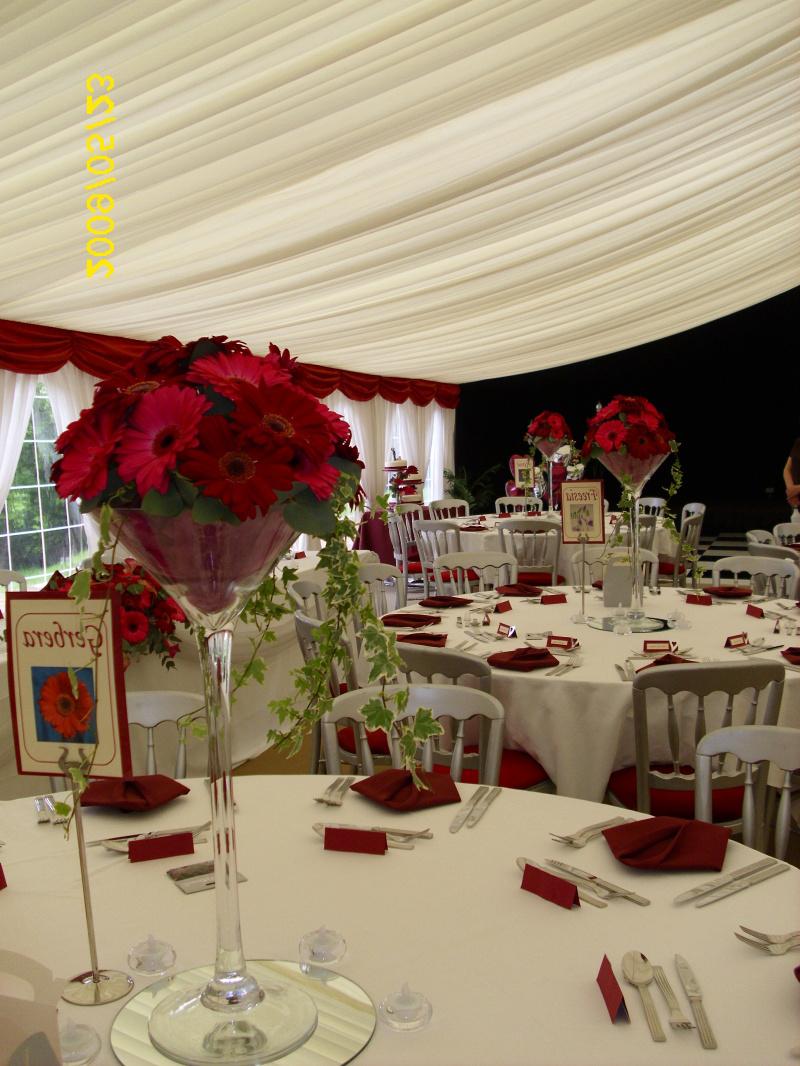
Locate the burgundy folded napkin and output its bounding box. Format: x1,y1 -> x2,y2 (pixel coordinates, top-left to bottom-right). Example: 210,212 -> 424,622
418,596 -> 472,608
602,816 -> 730,870
459,524 -> 488,532
636,653 -> 695,672
351,768 -> 460,810
396,632 -> 448,647
487,647 -> 559,671
381,612 -> 441,628
496,583 -> 542,597
705,585 -> 752,599
80,775 -> 190,812
782,647 -> 800,666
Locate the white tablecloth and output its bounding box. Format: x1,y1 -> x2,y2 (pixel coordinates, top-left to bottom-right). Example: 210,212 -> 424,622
1,777 -> 797,1065
399,588 -> 800,801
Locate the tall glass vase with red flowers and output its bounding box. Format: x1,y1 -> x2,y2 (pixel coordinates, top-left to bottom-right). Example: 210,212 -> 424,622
582,396 -> 677,616
525,411 -> 572,512
52,335 -> 436,1065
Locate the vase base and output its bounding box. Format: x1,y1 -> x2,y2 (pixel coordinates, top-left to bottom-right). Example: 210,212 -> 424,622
62,969 -> 134,1005
112,961 -> 376,1066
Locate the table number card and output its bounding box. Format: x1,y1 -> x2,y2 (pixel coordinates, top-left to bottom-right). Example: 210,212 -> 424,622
643,639 -> 676,653
324,827 -> 388,855
561,480 -> 605,544
596,955 -> 630,1023
496,622 -> 517,638
724,632 -> 748,648
520,864 -> 580,909
494,600 -> 512,614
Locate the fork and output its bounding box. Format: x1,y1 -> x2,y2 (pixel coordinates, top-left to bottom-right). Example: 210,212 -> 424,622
549,816 -> 631,847
735,928 -> 800,954
324,776 -> 355,806
652,964 -> 694,1029
314,777 -> 344,804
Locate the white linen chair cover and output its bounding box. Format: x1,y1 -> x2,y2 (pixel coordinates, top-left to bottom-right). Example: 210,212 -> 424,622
429,497 -> 470,519
433,551 -> 517,594
494,496 -> 542,514
711,554 -> 799,598
696,725 -> 800,859
413,519 -> 461,597
322,683 -> 504,784
609,661 -> 784,821
773,522 -> 800,545
126,691 -> 205,778
495,517 -> 561,585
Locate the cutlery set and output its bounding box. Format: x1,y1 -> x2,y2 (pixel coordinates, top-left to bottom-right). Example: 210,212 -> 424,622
734,926 -> 800,954
673,856 -> 789,906
312,822 -> 432,850
449,786 -> 502,832
549,816 -> 632,847
314,777 -> 355,806
621,952 -> 716,1048
546,859 -> 650,906
87,822 -> 212,852
515,857 -> 607,908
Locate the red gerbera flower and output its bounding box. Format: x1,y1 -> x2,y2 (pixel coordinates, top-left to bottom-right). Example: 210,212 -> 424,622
187,352 -> 276,399
264,342 -> 300,383
593,419 -> 628,453
625,424 -> 669,460
232,382 -> 335,465
179,415 -> 296,521
120,609 -> 149,645
293,454 -> 341,500
38,671 -> 93,739
116,385 -> 211,496
51,409 -> 122,501
93,337 -> 187,409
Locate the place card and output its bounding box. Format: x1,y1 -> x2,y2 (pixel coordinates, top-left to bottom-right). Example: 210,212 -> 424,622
547,635 -> 578,650
324,827 -> 387,855
541,593 -> 567,605
596,955 -> 630,1023
724,632 -> 748,649
643,639 -> 676,653
520,863 -> 579,909
294,550 -> 307,559
494,600 -> 512,614
746,604 -> 765,619
496,622 -> 517,638
0,863 -> 6,890
128,832 -> 195,863
685,593 -> 712,605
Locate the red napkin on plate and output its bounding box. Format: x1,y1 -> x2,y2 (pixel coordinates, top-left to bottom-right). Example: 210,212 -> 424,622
496,583 -> 542,597
80,775 -> 190,812
381,612 -> 440,628
396,632 -> 447,647
636,653 -> 695,672
487,647 -> 559,671
602,816 -> 730,870
782,647 -> 800,665
705,585 -> 752,598
459,524 -> 488,532
418,596 -> 472,608
350,768 -> 460,810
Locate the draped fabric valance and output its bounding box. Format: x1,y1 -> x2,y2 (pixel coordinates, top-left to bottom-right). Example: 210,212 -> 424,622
0,319 -> 458,408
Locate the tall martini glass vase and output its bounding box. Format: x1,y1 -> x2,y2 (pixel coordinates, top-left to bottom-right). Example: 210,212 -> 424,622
108,507 -> 318,1065
535,438 -> 567,513
594,452 -> 668,618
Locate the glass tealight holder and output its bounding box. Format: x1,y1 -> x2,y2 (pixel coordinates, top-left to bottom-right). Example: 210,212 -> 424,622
299,926 -> 347,974
378,983 -> 433,1031
58,1019 -> 101,1065
127,934 -> 176,976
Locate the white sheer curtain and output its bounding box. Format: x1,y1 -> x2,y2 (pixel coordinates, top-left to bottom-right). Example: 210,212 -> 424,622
326,390 -> 393,511
47,365 -> 99,551
0,372 -> 37,515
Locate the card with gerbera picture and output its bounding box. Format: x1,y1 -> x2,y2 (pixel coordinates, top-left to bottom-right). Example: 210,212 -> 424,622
4,589 -> 131,778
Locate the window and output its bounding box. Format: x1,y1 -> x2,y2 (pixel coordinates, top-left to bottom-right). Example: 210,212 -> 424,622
0,380 -> 89,589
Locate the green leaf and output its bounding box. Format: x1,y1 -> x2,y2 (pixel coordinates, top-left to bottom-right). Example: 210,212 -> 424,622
173,473 -> 199,506
54,801 -> 72,817
191,494 -> 240,525
282,496 -> 337,538
68,569 -> 92,605
142,484 -> 184,517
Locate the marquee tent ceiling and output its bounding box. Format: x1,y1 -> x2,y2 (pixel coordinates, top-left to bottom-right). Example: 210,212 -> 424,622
2,0 -> 798,384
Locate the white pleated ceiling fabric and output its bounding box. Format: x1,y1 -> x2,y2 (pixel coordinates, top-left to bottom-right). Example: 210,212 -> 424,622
1,0 -> 798,383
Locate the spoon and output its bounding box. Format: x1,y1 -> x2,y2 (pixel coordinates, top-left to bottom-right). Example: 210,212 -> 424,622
621,951 -> 666,1042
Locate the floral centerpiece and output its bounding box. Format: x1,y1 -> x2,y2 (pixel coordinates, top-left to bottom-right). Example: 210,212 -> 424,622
51,334 -> 437,1065
47,559 -> 186,668
525,410 -> 572,511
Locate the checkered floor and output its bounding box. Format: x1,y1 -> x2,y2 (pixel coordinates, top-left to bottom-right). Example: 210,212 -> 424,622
697,532 -> 748,576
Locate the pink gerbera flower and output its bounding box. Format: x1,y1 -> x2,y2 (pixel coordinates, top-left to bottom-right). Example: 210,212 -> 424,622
51,409 -> 122,501
116,385 -> 210,496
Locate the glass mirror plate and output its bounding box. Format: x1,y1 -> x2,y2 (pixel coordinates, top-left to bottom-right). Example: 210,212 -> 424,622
111,961 -> 376,1066
587,615 -> 674,633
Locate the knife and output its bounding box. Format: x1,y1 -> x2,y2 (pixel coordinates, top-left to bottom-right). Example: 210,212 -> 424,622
673,857 -> 776,903
546,859 -> 651,906
86,820 -> 212,847
449,785 -> 488,833
695,862 -> 789,907
675,955 -> 717,1050
466,785 -> 501,827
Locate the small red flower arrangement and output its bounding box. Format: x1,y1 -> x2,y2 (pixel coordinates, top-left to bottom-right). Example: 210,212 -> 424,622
526,411 -> 572,458
47,559 -> 187,668
582,395 -> 676,488
51,336 -> 364,534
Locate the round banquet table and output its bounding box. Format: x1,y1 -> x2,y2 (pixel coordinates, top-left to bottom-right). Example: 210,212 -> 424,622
0,776 -> 797,1065
393,588 -> 800,801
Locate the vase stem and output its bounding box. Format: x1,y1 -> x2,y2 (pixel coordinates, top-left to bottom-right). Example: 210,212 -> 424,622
198,627 -> 261,1012
630,493 -> 644,617
547,457 -> 554,512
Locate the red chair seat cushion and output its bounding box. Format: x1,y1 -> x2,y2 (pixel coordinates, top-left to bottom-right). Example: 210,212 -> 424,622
658,560 -> 686,576
607,764 -> 744,821
400,560 -> 423,574
434,748 -> 550,790
518,571 -> 566,585
438,568 -> 480,582
337,726 -> 391,756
